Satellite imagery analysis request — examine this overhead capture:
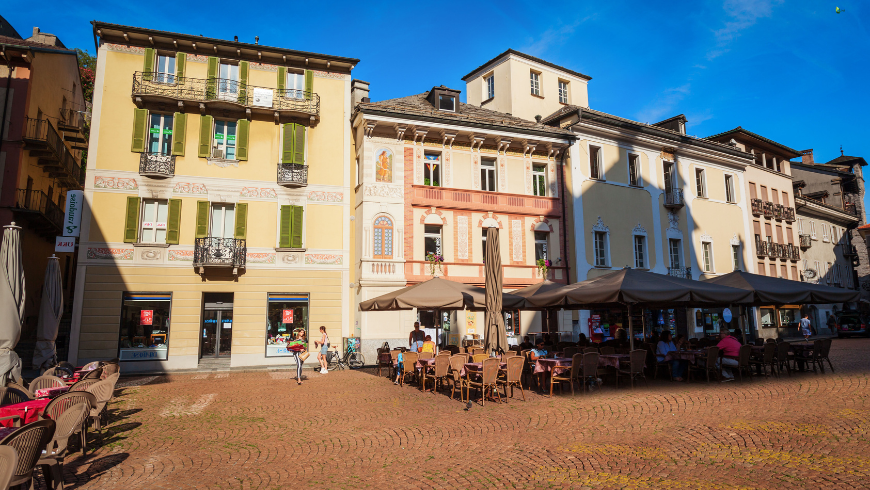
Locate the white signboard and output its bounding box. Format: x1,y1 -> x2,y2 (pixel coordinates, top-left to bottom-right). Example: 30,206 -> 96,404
63,190 -> 83,237
723,308 -> 733,323
55,236 -> 75,253
252,87 -> 273,108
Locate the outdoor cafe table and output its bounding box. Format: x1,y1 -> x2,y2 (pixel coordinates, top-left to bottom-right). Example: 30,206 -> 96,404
598,354 -> 632,369
0,427 -> 16,440
0,399 -> 51,427
460,361 -> 506,377
34,386 -> 70,399
663,350 -> 706,365
534,358 -> 573,375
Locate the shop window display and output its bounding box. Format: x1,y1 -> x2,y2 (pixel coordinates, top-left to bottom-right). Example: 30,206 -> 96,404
266,293 -> 309,357
118,293 -> 171,361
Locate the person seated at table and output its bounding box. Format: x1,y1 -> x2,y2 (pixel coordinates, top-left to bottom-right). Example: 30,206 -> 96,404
716,327 -> 741,381
656,331 -> 686,382
674,334 -> 686,349
613,327 -> 628,346
529,340 -> 548,361
732,328 -> 744,344
576,333 -> 588,347
518,336 -> 534,350
648,331 -> 660,345
420,335 -> 436,354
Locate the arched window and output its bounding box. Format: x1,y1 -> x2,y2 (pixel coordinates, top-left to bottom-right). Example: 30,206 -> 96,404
373,216 -> 393,259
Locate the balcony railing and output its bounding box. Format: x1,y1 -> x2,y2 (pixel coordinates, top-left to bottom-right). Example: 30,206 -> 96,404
773,204 -> 784,220
750,198 -> 763,216
12,189 -> 64,236
770,242 -> 781,259
799,234 -> 812,250
132,72 -> 320,119
784,207 -> 795,222
786,244 -> 800,261
411,185 -> 561,217
57,108 -> 86,134
667,267 -> 691,279
664,189 -> 684,209
277,163 -> 308,187
139,152 -> 176,177
22,118 -> 84,188
194,237 -> 246,274
755,238 -> 769,257
762,201 -> 774,218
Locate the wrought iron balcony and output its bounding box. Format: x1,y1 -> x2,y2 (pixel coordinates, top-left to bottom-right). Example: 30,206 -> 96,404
799,234 -> 812,250
762,201 -> 774,218
10,189 -> 64,238
786,244 -> 800,261
784,207 -> 795,222
194,237 -> 246,275
277,163 -> 308,187
667,267 -> 691,279
773,204 -> 785,220
139,152 -> 176,177
663,189 -> 684,209
769,242 -> 781,259
22,118 -> 84,188
755,238 -> 769,257
750,198 -> 763,216
132,72 -> 320,120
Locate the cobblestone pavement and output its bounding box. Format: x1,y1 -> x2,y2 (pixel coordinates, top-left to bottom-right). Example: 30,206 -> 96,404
62,339 -> 870,489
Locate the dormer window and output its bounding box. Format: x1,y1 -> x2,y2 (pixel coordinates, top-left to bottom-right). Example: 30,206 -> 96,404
439,95 -> 455,112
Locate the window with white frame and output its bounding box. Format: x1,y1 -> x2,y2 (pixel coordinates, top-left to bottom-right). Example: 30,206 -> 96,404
286,70 -> 305,99
212,120 -> 237,160
530,71 -> 541,96
424,153 -> 441,187
810,221 -> 817,239
439,95 -> 455,112
634,235 -> 646,269
532,165 -> 547,197
148,113 -> 174,155
210,203 -> 235,239
669,239 -> 682,268
628,154 -> 641,187
798,218 -> 804,234
594,231 -> 608,267
732,244 -> 740,271
832,226 -> 839,243
725,174 -> 736,203
702,241 -> 713,272
589,145 -> 602,180
695,168 -> 707,198
485,75 -> 494,100
140,199 -> 168,244
424,225 -> 442,257
155,54 -> 176,84
558,80 -> 569,104
481,158 -> 497,192
218,62 -> 239,100
814,260 -> 821,281
822,224 -> 830,242
534,231 -> 548,261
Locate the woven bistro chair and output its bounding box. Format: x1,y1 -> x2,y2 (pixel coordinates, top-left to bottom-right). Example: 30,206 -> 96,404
734,345 -> 753,382
562,347 -> 578,359
418,351 -> 434,360
774,342 -> 793,377
466,358 -> 500,406
651,344 -> 673,381
807,339 -> 826,373
398,352 -> 418,388
580,352 -> 600,394
689,346 -> 721,383
0,419 -> 56,489
5,381 -> 34,400
749,343 -> 777,377
471,348 -> 486,356
28,375 -> 67,394
422,354 -> 450,394
100,362 -> 120,380
69,378 -> 100,393
819,338 -> 834,373
583,347 -> 598,354
389,351 -> 401,379
753,338 -> 764,346
38,402 -> 90,489
448,355 -> 468,401
0,445 -> 17,490
0,388 -> 29,408
80,361 -> 101,371
500,350 -> 518,358
42,391 -> 97,454
599,346 -> 615,355
85,373 -> 120,446
81,367 -> 104,380
497,356 -> 525,401
616,349 -> 648,389
471,354 -> 489,363
376,349 -> 392,378
550,353 -> 582,397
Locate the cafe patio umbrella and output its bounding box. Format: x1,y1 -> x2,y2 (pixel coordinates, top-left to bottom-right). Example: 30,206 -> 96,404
510,280 -> 566,341
358,276 -> 525,312
483,227 -> 508,354
0,223 -> 25,385
706,270 -> 860,305
33,255 -> 63,371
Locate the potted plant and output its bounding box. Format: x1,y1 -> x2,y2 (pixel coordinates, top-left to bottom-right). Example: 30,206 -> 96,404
426,252 -> 444,275
536,258 -> 551,277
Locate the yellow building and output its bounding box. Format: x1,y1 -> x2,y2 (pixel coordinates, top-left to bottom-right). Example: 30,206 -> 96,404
69,22 -> 358,371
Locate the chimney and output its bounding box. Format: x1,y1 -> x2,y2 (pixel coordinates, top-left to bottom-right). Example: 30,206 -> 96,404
32,27 -> 40,37
801,149 -> 814,165
351,80 -> 370,107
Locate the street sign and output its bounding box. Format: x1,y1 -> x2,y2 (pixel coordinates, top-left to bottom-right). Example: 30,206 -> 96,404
63,190 -> 83,237
55,237 -> 75,253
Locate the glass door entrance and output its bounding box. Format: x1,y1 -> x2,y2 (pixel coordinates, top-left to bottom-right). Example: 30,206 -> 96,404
201,293 -> 233,358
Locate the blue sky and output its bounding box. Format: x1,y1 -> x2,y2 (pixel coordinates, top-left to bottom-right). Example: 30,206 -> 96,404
5,1 -> 868,202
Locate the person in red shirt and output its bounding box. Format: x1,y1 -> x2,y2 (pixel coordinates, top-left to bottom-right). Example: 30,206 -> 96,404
716,327 -> 741,381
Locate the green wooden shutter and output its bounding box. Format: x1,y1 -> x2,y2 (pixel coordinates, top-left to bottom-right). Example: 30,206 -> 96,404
206,56 -> 218,99
123,196 -> 140,243
238,61 -> 249,104
131,108 -> 148,153
198,115 -> 213,158
277,67 -> 286,92
234,203 -> 248,239
175,52 -> 186,79
166,199 -> 182,245
293,124 -> 306,165
281,123 -> 294,164
291,205 -> 304,248
236,119 -> 249,161
143,48 -> 154,81
171,112 -> 186,156
195,200 -> 210,238
279,205 -> 293,248
304,70 -> 313,100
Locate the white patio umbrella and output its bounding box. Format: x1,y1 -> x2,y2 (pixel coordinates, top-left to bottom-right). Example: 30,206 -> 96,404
0,223 -> 25,384
33,255 -> 63,371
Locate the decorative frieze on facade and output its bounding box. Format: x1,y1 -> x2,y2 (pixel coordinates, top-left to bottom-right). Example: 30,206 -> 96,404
307,191 -> 343,203
305,254 -> 343,265
632,223 -> 647,235
524,160 -> 533,195
730,234 -> 741,246
548,163 -> 558,198
168,250 -> 194,262
172,182 -> 207,195
105,43 -> 146,55
87,248 -> 134,260
456,215 -> 469,260
592,216 -> 609,233
473,154 -> 480,190
498,157 -> 507,192
94,176 -> 138,190
363,184 -> 403,198
246,253 -> 276,264
281,253 -> 302,264
250,62 -> 278,72
511,219 -> 524,263
240,187 -> 277,198
443,151 -> 452,187
186,54 -> 210,64
415,147 -> 423,185
139,249 -> 162,261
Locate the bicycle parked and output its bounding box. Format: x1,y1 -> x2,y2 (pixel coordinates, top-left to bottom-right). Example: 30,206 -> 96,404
322,339 -> 365,371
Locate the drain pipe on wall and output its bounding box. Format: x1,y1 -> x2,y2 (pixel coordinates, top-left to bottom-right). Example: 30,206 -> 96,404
558,138 -> 573,283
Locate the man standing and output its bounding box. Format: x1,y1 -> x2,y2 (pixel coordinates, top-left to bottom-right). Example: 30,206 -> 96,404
409,322 -> 425,352
716,327 -> 741,381
800,313 -> 813,341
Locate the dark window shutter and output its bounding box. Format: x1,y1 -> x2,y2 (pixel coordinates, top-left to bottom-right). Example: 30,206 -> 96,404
171,112 -> 186,156
279,205 -> 293,248
304,70 -> 313,100
293,124 -> 306,165
123,196 -> 140,243
238,61 -> 249,104
277,67 -> 286,92
206,56 -> 218,99
291,205 -> 304,248
195,200 -> 210,238
198,115 -> 213,158
166,199 -> 182,245
234,202 -> 248,239
281,123 -> 294,164
175,52 -> 186,79
131,108 -> 148,153
143,48 -> 154,81
236,119 -> 249,161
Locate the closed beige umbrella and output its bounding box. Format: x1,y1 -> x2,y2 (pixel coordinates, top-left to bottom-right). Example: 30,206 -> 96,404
33,255 -> 63,371
483,227 -> 508,354
0,223 -> 25,384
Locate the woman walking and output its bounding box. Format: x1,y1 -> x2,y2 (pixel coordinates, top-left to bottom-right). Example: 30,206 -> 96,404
288,330 -> 308,385
315,326 -> 330,374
